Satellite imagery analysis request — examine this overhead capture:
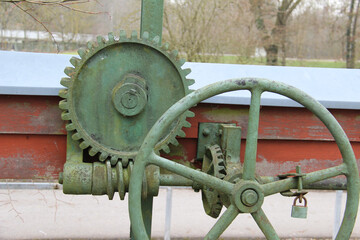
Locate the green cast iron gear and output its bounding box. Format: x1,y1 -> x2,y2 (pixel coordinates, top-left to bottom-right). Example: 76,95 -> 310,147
59,30 -> 194,164
201,144 -> 227,218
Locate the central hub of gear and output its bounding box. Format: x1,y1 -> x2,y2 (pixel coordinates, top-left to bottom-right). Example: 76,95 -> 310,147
112,74 -> 147,117
241,189 -> 259,207
232,181 -> 264,213
121,90 -> 138,109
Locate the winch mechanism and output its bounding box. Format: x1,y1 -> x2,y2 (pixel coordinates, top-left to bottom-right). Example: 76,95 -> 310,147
58,1 -> 359,239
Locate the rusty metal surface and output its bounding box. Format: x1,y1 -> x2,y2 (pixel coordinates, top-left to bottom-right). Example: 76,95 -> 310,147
185,103 -> 360,142
2,96 -> 360,141
0,95 -> 360,179
0,134 -> 66,180
0,95 -> 65,135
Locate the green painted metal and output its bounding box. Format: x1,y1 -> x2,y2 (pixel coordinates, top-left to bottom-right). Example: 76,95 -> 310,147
197,123 -> 243,218
129,78 -> 359,240
59,30 -> 193,165
201,144 -> 225,218
278,165 -> 308,197
291,196 -> 308,219
196,123 -> 224,160
62,134 -> 92,194
112,74 -> 148,117
57,1 -> 359,238
140,0 -> 164,41
130,196 -> 153,239
243,89 -> 261,181
220,124 -> 242,164
159,174 -> 193,186
205,204 -> 238,240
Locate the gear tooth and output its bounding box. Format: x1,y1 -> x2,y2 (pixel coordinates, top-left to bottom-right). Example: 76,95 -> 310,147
161,145 -> 171,154
170,138 -> 179,146
97,36 -> 106,45
60,77 -> 72,88
108,32 -> 115,43
99,152 -> 109,161
161,42 -> 169,51
72,132 -> 81,141
178,58 -> 186,66
88,147 -> 98,156
142,31 -> 149,40
186,110 -> 195,118
87,41 -> 94,49
218,159 -> 225,166
122,157 -> 129,167
61,112 -> 71,121
110,155 -> 118,166
152,36 -> 160,45
65,123 -> 76,131
217,165 -> 225,171
178,130 -> 186,138
79,141 -> 90,149
59,100 -> 69,110
187,78 -> 195,87
119,30 -> 127,40
70,57 -> 81,67
182,68 -> 191,77
77,47 -> 87,58
183,121 -> 191,128
170,49 -> 178,58
59,89 -> 68,98
131,30 -> 138,40
64,67 -> 76,77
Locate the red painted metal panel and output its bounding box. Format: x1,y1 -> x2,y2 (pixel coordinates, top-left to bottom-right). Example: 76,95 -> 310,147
1,97 -> 360,142
0,95 -> 65,135
0,96 -> 359,179
168,139 -> 360,176
0,134 -> 66,180
185,104 -> 360,142
254,140 -> 360,176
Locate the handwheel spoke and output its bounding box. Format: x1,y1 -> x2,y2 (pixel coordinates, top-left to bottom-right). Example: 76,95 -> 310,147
243,89 -> 262,180
150,152 -> 234,195
252,208 -> 280,240
262,164 -> 347,196
205,204 -> 239,240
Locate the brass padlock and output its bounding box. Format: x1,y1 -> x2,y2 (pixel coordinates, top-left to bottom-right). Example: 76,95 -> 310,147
291,196 -> 308,219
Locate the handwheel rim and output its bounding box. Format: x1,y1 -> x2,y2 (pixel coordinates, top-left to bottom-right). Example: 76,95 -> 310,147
129,78 -> 359,240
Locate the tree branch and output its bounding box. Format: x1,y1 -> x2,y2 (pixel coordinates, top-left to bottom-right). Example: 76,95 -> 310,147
12,1 -> 60,52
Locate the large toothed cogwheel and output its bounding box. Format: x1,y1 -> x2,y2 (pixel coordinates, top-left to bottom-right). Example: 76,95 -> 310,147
201,144 -> 226,218
59,30 -> 194,165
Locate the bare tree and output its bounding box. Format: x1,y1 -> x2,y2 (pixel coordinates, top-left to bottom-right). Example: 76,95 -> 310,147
164,0 -> 233,62
346,0 -> 360,68
250,0 -> 302,66
0,0 -> 107,51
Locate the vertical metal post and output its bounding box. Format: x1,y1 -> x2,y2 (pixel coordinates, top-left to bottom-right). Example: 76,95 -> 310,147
333,190 -> 343,239
131,1 -> 165,238
140,0 -> 164,41
164,187 -> 173,240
